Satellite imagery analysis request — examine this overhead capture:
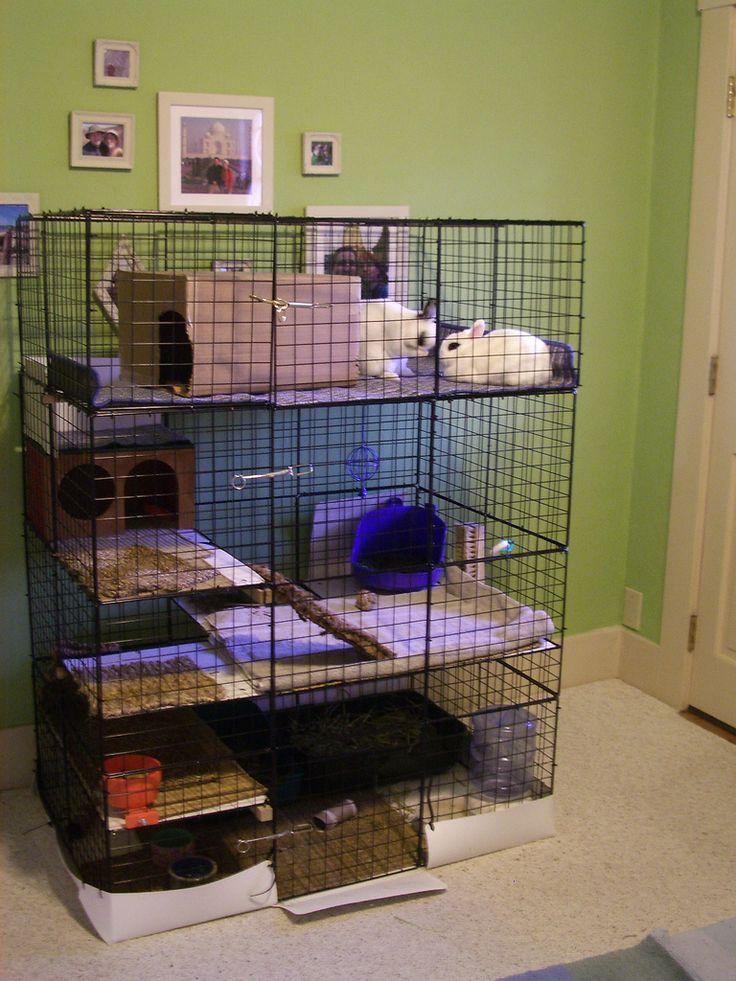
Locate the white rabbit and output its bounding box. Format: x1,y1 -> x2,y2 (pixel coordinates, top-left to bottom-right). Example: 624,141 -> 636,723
439,320 -> 553,388
358,299 -> 437,379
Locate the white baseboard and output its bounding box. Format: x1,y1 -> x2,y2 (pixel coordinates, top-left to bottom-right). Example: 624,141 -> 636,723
0,724 -> 35,791
561,625 -> 687,707
619,626 -> 689,709
561,626 -> 622,688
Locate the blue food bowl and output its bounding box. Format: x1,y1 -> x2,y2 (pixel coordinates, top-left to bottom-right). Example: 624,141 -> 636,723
351,496 -> 446,592
168,854 -> 218,888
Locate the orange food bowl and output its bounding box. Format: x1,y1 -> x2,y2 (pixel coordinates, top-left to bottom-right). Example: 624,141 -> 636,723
103,754 -> 162,812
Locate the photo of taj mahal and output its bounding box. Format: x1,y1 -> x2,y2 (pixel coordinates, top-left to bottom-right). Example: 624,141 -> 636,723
178,117 -> 253,194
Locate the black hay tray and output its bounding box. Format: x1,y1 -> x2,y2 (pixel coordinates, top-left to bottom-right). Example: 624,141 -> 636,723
278,690 -> 468,796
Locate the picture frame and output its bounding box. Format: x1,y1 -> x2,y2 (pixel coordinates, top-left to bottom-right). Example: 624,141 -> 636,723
0,193 -> 39,278
70,112 -> 135,169
94,238 -> 144,330
94,39 -> 140,88
302,132 -> 342,176
304,205 -> 410,303
158,92 -> 274,213
211,259 -> 252,272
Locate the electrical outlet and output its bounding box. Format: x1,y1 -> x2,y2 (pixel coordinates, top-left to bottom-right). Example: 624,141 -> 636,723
623,587 -> 643,631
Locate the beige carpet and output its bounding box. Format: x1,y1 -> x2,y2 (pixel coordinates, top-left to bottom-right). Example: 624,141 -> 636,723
2,680 -> 735,980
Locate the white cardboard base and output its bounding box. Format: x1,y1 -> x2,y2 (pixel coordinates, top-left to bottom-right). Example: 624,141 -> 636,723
61,794 -> 555,942
425,795 -> 556,867
66,855 -> 278,944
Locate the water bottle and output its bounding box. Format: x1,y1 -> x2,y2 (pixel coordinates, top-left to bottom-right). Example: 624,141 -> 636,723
468,706 -> 537,800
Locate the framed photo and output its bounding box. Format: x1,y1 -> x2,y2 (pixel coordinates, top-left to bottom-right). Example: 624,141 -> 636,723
94,238 -> 144,330
0,193 -> 39,277
305,205 -> 410,303
94,39 -> 140,88
158,92 -> 274,213
211,259 -> 252,272
302,132 -> 341,176
70,112 -> 135,169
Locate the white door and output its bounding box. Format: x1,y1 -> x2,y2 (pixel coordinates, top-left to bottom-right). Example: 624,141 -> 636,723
658,4 -> 736,722
688,107 -> 736,727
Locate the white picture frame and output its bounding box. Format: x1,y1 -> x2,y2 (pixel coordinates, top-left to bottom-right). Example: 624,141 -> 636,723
0,193 -> 39,278
158,91 -> 274,213
210,259 -> 252,272
304,205 -> 411,303
94,39 -> 140,88
70,112 -> 135,169
302,132 -> 342,176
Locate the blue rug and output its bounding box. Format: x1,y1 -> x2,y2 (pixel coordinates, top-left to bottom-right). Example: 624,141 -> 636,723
498,917 -> 736,981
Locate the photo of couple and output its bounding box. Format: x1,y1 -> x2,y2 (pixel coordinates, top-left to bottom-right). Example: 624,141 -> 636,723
82,124 -> 125,158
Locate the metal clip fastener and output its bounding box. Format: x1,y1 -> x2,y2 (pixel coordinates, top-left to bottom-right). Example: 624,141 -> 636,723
231,464 -> 314,490
236,823 -> 313,854
249,293 -> 332,324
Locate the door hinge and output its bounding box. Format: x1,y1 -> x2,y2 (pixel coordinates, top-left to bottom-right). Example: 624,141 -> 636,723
688,613 -> 698,652
728,76 -> 735,118
708,355 -> 718,396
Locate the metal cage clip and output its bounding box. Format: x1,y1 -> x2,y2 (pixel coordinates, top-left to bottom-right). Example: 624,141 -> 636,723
231,464 -> 314,490
249,293 -> 332,323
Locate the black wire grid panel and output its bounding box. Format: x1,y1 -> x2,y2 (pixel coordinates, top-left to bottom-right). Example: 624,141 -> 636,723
18,212 -> 582,899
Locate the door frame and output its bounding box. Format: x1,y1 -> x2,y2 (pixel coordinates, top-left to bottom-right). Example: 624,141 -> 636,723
651,2 -> 736,708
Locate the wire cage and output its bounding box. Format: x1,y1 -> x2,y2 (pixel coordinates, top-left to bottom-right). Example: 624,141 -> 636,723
18,211 -> 583,910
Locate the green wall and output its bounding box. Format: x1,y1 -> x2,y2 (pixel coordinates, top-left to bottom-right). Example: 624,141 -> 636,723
0,0 -> 700,728
627,2 -> 699,638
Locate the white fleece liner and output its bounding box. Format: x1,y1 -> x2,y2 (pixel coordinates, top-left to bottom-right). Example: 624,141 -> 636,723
185,567 -> 555,692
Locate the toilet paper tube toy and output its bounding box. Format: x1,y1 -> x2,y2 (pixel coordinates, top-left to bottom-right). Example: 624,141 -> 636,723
313,799 -> 358,830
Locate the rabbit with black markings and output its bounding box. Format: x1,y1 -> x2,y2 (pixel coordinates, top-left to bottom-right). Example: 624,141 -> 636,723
358,299 -> 437,379
439,320 -> 553,388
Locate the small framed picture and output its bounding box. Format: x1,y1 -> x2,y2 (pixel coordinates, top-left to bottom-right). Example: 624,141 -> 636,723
0,193 -> 39,277
94,39 -> 140,88
305,205 -> 410,303
158,92 -> 274,213
302,132 -> 341,176
211,259 -> 252,272
70,112 -> 135,169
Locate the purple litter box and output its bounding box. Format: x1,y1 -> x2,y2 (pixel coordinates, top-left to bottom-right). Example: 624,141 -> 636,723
351,496 -> 447,592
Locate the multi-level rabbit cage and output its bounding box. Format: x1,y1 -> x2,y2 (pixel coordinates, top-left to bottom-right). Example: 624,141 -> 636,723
17,211 -> 583,940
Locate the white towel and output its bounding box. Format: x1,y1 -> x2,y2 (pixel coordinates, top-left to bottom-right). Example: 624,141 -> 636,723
200,567 -> 555,691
